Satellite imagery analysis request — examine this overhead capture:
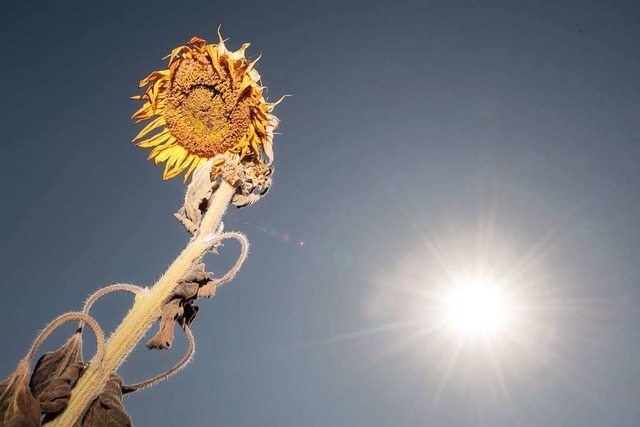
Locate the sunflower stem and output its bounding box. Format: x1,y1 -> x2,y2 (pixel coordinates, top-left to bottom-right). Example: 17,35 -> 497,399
49,179 -> 237,426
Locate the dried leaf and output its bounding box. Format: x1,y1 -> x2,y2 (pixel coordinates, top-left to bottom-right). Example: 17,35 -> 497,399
179,264 -> 210,286
178,303 -> 199,330
1,312 -> 104,427
174,160 -> 216,235
0,360 -> 41,427
147,264 -> 216,349
30,334 -> 85,418
146,299 -> 182,350
197,282 -> 217,299
80,374 -> 132,427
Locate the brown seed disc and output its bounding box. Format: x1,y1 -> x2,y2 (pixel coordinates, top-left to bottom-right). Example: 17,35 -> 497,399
164,53 -> 252,158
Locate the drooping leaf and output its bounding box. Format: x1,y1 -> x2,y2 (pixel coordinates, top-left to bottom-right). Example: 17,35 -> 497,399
147,264 -> 216,349
146,299 -> 182,350
30,334 -> 85,418
174,160 -> 215,235
80,374 -> 132,427
0,360 -> 41,427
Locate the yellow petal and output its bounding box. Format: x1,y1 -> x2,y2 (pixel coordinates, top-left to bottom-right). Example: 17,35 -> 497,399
136,129 -> 170,148
163,152 -> 188,180
148,138 -> 177,159
226,56 -> 236,87
250,135 -> 260,154
206,44 -> 224,77
187,36 -> 206,47
131,103 -> 153,121
168,45 -> 191,63
139,70 -> 170,88
133,116 -> 165,141
180,155 -> 197,183
152,146 -> 178,164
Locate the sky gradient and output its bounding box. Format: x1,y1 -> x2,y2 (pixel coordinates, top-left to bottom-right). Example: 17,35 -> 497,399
1,1 -> 639,426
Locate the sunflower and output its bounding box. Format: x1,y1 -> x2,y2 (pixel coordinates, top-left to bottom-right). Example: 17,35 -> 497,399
131,31 -> 283,181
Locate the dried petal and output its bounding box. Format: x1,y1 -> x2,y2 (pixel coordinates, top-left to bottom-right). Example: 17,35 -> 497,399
80,374 -> 132,427
0,360 -> 41,427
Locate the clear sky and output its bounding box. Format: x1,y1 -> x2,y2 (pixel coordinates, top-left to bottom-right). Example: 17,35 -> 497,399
1,0 -> 639,426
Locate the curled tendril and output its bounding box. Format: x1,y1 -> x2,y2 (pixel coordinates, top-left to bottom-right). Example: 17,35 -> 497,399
122,326 -> 195,394
82,284 -> 143,314
80,284 -> 142,320
77,284 -> 143,334
207,231 -> 249,288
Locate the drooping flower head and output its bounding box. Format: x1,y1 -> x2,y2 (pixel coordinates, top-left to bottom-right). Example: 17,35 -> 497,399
132,31 -> 283,181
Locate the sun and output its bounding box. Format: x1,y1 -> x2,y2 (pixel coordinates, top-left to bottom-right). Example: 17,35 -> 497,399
443,278 -> 511,338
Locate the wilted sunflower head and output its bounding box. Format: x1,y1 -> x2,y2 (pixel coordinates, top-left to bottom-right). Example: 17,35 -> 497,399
132,31 -> 283,181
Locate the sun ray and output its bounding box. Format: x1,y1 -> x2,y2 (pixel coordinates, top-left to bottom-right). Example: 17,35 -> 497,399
429,335 -> 466,409
483,335 -> 511,401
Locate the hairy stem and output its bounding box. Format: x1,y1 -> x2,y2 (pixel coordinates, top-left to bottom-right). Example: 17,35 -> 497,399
49,179 -> 236,426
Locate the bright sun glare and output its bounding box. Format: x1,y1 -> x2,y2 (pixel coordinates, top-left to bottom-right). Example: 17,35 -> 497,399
444,280 -> 510,337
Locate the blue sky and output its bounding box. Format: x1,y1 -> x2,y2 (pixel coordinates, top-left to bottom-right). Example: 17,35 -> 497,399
1,1 -> 639,425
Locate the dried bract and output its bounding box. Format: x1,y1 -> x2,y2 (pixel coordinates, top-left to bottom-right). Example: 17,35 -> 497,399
232,156 -> 273,208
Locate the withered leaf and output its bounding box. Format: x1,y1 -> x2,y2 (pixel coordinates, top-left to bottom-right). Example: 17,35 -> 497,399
179,264 -> 210,286
80,374 -> 132,427
0,360 -> 41,427
174,160 -> 216,235
147,264 -> 216,349
30,334 -> 85,418
146,299 -> 181,350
